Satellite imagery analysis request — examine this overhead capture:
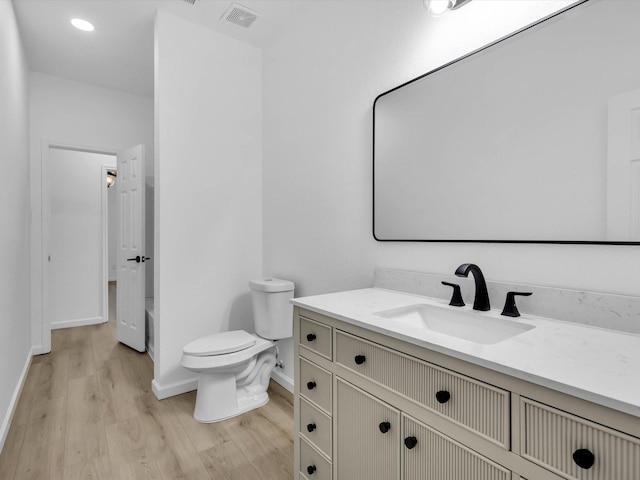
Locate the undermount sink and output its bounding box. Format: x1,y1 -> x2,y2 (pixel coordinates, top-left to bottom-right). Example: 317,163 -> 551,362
374,303 -> 534,345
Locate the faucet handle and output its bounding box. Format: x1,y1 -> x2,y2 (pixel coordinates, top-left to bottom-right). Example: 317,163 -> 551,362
501,291 -> 532,317
442,281 -> 465,307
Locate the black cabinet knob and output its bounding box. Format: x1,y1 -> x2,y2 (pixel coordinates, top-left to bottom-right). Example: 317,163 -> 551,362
307,423 -> 316,433
378,421 -> 391,434
307,465 -> 317,475
354,355 -> 366,365
435,390 -> 451,404
573,449 -> 595,470
306,381 -> 317,390
404,436 -> 418,450
306,333 -> 316,342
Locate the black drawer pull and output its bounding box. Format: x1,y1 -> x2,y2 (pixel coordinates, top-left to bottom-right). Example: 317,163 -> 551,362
404,436 -> 418,450
307,423 -> 316,433
435,390 -> 451,404
354,355 -> 366,365
306,333 -> 317,342
306,381 -> 317,390
307,465 -> 317,475
573,449 -> 595,470
378,421 -> 391,434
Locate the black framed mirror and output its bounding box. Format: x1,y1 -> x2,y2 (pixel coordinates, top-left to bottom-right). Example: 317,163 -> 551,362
373,0 -> 640,244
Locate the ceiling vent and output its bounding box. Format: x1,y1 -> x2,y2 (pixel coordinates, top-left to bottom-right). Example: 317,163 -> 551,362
221,3 -> 261,29
181,0 -> 197,4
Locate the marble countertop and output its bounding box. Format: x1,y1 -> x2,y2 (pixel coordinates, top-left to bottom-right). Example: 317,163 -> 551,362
292,288 -> 640,418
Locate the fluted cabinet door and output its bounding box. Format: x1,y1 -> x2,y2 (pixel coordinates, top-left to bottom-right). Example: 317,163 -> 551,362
402,414 -> 511,480
336,378 -> 400,480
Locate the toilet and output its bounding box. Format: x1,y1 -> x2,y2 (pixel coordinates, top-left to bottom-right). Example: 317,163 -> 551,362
181,278 -> 294,423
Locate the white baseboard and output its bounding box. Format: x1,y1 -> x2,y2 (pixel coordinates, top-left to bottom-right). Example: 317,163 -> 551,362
0,348 -> 32,455
51,316 -> 105,330
152,377 -> 198,400
270,369 -> 293,393
31,344 -> 50,355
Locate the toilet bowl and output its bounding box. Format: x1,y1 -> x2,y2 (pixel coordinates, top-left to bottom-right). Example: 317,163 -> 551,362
181,278 -> 294,423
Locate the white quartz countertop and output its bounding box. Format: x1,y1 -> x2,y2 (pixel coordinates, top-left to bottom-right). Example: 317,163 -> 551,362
292,288 -> 640,418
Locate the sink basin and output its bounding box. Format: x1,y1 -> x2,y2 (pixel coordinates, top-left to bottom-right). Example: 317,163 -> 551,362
374,304 -> 534,345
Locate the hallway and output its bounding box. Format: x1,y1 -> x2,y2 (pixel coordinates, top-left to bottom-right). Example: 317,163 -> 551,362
0,285 -> 294,479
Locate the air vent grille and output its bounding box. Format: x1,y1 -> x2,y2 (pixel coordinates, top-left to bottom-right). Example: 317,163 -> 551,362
181,0 -> 197,4
221,3 -> 260,29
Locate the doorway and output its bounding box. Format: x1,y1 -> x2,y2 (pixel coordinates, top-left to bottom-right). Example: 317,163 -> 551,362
47,147 -> 116,330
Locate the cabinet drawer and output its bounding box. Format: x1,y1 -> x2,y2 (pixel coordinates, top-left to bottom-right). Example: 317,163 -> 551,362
299,357 -> 332,414
335,330 -> 510,448
300,397 -> 332,459
300,437 -> 332,480
521,398 -> 640,480
403,414 -> 510,480
300,316 -> 332,360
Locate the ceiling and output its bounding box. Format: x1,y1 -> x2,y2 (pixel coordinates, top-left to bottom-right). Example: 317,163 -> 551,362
12,0 -> 316,98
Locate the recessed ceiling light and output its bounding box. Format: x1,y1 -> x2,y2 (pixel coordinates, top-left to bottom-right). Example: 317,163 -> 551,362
70,18 -> 95,32
424,0 -> 473,16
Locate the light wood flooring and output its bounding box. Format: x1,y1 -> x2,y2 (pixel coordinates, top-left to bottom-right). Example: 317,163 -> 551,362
0,287 -> 294,480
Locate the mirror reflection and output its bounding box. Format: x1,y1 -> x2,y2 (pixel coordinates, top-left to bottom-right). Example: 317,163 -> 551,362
373,0 -> 640,243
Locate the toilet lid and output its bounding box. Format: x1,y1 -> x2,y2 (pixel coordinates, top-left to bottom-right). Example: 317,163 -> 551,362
183,330 -> 256,356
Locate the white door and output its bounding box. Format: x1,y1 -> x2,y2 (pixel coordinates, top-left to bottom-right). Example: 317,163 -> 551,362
116,145 -> 146,352
607,88 -> 640,241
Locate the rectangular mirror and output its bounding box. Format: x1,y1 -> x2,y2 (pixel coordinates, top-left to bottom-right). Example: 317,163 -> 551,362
373,0 -> 640,244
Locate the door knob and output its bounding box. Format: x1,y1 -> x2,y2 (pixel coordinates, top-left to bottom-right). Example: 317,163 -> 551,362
126,256 -> 141,263
378,421 -> 391,433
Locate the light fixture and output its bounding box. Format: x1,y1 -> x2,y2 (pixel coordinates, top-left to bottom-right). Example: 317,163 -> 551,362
70,18 -> 95,32
106,170 -> 117,188
424,0 -> 472,16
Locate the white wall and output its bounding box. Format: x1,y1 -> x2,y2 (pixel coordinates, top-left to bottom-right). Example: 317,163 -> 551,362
0,0 -> 32,453
153,12 -> 262,397
262,0 -> 640,383
48,148 -> 116,329
29,72 -> 153,353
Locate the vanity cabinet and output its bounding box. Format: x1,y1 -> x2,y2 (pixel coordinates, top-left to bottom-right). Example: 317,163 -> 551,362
293,307 -> 640,480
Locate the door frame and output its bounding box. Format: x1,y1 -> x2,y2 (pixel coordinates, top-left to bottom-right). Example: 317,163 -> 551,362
40,140 -> 119,353
101,164 -> 116,323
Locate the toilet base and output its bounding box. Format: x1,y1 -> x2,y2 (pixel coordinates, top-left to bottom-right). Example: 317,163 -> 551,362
195,390 -> 269,423
191,348 -> 276,423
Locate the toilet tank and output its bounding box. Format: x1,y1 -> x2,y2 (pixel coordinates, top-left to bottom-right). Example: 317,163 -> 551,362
249,278 -> 294,340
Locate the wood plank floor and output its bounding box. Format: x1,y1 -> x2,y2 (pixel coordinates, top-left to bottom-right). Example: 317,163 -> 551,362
0,285 -> 294,480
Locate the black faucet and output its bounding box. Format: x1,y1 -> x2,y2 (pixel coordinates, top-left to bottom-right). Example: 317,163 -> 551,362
455,263 -> 490,311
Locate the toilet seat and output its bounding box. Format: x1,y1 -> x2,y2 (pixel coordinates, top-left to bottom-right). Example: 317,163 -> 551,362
183,330 -> 256,356
181,333 -> 274,372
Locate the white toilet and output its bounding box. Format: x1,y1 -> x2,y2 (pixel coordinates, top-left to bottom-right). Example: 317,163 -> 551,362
181,278 -> 294,423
